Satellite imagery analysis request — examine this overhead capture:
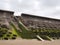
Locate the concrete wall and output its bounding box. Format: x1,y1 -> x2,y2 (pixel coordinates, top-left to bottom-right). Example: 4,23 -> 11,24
0,10 -> 14,25
21,14 -> 60,30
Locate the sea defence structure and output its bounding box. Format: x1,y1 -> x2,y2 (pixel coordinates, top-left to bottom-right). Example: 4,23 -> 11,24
0,10 -> 14,26
0,9 -> 60,40
21,13 -> 60,30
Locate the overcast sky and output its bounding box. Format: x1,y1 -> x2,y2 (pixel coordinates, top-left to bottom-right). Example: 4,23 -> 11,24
0,0 -> 60,19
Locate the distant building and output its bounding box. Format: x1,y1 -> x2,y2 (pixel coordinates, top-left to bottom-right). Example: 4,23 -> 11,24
21,13 -> 60,30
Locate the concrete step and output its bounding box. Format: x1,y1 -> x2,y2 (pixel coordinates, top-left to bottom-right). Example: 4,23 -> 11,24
36,35 -> 45,41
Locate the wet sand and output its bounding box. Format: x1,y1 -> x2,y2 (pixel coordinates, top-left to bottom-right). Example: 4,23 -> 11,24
0,39 -> 60,45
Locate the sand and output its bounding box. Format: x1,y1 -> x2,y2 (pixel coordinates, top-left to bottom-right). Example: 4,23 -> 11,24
0,39 -> 60,45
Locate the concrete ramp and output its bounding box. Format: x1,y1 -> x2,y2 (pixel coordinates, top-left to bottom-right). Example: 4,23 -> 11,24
46,36 -> 54,41
19,21 -> 29,30
36,35 -> 45,41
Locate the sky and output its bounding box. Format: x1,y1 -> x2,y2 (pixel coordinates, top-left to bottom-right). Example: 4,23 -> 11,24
0,0 -> 60,19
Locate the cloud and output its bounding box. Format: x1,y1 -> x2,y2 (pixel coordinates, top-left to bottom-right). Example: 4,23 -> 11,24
0,0 -> 60,19
41,0 -> 60,7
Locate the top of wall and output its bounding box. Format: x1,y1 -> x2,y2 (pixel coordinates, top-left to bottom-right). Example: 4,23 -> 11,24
0,9 -> 14,14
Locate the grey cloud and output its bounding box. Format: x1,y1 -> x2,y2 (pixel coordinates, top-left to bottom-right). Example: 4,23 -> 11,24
0,0 -> 60,19
41,0 -> 60,7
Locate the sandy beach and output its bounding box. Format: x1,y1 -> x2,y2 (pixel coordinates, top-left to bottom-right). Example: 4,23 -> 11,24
0,39 -> 60,45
